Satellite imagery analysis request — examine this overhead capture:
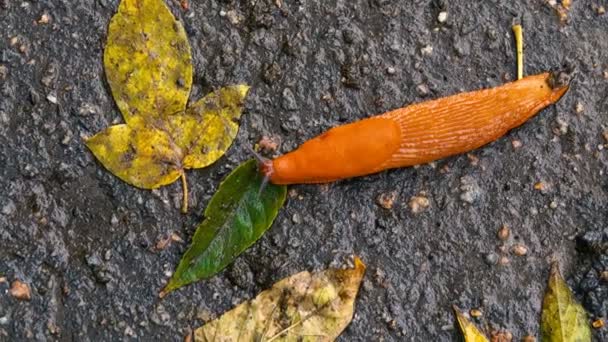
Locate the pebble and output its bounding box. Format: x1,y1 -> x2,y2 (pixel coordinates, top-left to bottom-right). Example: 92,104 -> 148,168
46,93 -> 57,104
522,336 -> 536,342
291,213 -> 302,224
376,192 -> 397,209
416,84 -> 429,96
459,176 -> 481,204
484,252 -> 498,265
281,88 -> 298,111
511,244 -> 528,256
1,200 -> 16,215
420,45 -> 433,56
0,65 -> 7,80
38,13 -> 50,24
575,102 -> 584,114
0,316 -> 8,325
592,318 -> 604,329
386,66 -> 396,75
497,225 -> 510,241
511,139 -> 522,149
549,200 -> 558,209
597,6 -> 606,15
437,11 -> 448,23
469,309 -> 482,317
9,280 -> 31,301
408,195 -> 430,214
498,256 -> 510,266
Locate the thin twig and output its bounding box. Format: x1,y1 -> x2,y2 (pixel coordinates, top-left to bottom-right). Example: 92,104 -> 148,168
512,24 -> 524,80
181,172 -> 188,213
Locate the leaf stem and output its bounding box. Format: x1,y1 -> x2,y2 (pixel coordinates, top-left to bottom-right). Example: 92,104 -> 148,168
181,172 -> 189,213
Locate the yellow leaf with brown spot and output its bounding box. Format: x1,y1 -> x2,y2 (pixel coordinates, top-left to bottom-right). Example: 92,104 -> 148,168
89,0 -> 250,212
85,123 -> 182,189
169,85 -> 250,169
453,306 -> 490,342
104,0 -> 192,124
194,257 -> 366,342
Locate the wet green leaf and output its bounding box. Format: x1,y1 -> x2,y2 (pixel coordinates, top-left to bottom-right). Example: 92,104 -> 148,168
193,257 -> 366,342
453,306 -> 490,342
540,262 -> 591,342
161,160 -> 287,295
104,0 -> 193,124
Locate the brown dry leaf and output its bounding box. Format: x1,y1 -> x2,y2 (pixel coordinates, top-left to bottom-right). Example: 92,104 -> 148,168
194,257 -> 366,341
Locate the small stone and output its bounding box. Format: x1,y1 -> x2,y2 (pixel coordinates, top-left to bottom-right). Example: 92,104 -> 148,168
534,181 -> 549,192
522,335 -> 536,342
219,10 -> 226,17
497,225 -> 510,241
511,139 -> 522,149
0,316 -> 8,325
281,88 -> 298,111
408,195 -> 430,214
437,11 -> 448,23
416,84 -> 429,96
467,154 -> 479,166
498,256 -> 510,266
459,176 -> 481,204
46,93 -> 58,104
600,271 -> 608,282
598,6 -> 606,15
484,252 -> 498,265
9,280 -> 31,301
0,65 -> 7,80
376,192 -> 397,209
575,102 -> 584,114
1,200 -> 16,215
592,318 -> 604,329
386,66 -> 396,75
554,118 -> 568,135
549,200 -> 558,209
258,136 -> 279,152
604,70 -> 608,80
421,45 -> 433,56
110,214 -> 119,225
38,13 -> 50,24
511,244 -> 528,256
602,130 -> 608,143
291,213 -> 302,224
469,309 -> 482,318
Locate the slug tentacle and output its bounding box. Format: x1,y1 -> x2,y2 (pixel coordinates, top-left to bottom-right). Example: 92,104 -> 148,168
246,145 -> 274,195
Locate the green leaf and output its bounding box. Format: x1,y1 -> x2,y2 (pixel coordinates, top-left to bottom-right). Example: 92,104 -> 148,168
161,160 -> 287,295
453,306 -> 490,342
104,0 -> 193,125
540,262 -> 591,342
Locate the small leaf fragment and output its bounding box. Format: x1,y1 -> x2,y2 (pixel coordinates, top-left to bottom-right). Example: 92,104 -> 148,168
162,160 -> 287,294
453,306 -> 490,342
193,257 -> 366,341
104,0 -> 193,124
169,85 -> 250,169
85,123 -> 182,188
540,262 -> 591,342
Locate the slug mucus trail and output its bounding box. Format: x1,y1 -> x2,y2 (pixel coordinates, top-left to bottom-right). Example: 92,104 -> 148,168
255,70 -> 570,185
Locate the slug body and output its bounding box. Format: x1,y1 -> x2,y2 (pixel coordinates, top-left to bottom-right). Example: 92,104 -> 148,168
264,72 -> 569,185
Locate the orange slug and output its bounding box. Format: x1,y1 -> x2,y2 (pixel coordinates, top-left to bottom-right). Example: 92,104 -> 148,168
259,71 -> 570,185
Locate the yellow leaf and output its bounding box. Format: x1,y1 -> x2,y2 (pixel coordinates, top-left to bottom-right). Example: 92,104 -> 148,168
453,306 -> 490,342
169,85 -> 250,169
104,0 -> 193,124
194,257 -> 366,342
85,123 -> 182,189
540,262 -> 591,342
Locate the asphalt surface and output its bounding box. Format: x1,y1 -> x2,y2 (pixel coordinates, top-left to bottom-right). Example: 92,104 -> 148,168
1,0 -> 607,341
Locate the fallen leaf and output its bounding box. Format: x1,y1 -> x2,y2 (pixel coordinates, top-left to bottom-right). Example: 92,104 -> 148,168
540,262 -> 591,342
88,0 -> 250,212
453,306 -> 490,342
104,0 -> 192,124
193,257 -> 366,341
161,160 -> 287,295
